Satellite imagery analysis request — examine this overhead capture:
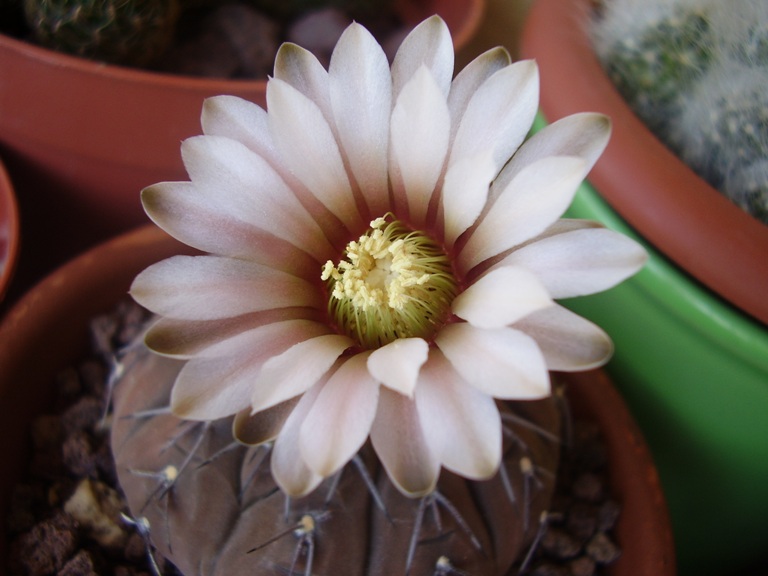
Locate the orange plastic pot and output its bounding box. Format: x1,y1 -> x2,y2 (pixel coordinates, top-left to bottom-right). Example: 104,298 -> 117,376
0,224 -> 674,575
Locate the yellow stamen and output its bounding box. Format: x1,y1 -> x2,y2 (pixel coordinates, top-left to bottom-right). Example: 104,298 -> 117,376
322,216 -> 458,349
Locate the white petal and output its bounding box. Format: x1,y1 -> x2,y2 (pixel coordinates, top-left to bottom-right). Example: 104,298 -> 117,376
272,383 -> 325,497
267,78 -> 363,231
330,23 -> 392,218
140,182 -> 251,259
519,218 -> 604,246
190,318 -> 328,360
141,182 -> 315,276
483,217 -> 603,267
447,47 -> 511,142
251,334 -> 353,412
180,136 -> 334,260
233,399 -> 298,445
489,113 -> 611,206
514,305 -> 614,371
494,228 -> 648,298
448,60 -> 539,174
274,43 -> 332,121
370,388 -> 439,497
416,350 -> 502,479
452,266 -> 553,328
458,156 -> 587,272
169,320 -> 329,419
299,354 -> 379,477
389,66 -> 450,224
130,255 -> 320,320
201,95 -> 340,235
441,151 -> 497,245
144,308 -> 317,357
367,337 -> 428,397
170,355 -> 254,419
435,323 -> 550,399
202,95 -> 277,159
391,15 -> 454,99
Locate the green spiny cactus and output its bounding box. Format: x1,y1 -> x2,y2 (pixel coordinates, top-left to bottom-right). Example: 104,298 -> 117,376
23,0 -> 180,66
674,65 -> 768,224
733,21 -> 768,65
109,335 -> 562,575
593,0 -> 768,225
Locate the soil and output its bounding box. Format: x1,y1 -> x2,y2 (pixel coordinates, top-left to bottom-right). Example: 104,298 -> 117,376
5,300 -> 621,576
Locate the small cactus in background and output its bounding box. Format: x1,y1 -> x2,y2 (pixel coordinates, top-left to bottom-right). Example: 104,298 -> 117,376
674,65 -> 768,223
592,0 -> 768,225
23,0 -> 181,66
593,2 -> 714,135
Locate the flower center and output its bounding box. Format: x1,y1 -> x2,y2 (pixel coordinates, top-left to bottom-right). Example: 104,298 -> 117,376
321,216 -> 458,349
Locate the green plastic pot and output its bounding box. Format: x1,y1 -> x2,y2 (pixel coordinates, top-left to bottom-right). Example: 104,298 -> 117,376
559,171 -> 768,575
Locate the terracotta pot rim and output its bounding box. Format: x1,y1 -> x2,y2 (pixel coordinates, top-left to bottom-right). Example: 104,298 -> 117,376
0,0 -> 484,88
0,156 -> 20,302
0,32 -> 265,91
0,223 -> 674,576
520,0 -> 768,327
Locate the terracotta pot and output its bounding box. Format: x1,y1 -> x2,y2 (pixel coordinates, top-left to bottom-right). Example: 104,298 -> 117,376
0,224 -> 674,575
0,156 -> 20,302
521,1 -> 768,574
0,0 -> 484,293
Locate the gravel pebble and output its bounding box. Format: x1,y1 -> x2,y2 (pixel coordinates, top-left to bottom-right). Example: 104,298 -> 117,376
8,512 -> 80,575
572,472 -> 605,503
59,550 -> 98,576
586,532 -> 622,564
518,412 -> 622,575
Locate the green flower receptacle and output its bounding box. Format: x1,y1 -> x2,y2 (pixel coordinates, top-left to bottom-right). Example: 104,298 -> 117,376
561,178 -> 768,575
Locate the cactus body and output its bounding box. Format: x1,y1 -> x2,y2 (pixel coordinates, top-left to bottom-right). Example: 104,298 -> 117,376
595,4 -> 714,135
110,339 -> 561,575
24,0 -> 180,66
674,65 -> 768,223
593,0 -> 768,224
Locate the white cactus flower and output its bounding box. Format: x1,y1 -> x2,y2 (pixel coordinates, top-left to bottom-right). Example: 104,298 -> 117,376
131,16 -> 647,498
